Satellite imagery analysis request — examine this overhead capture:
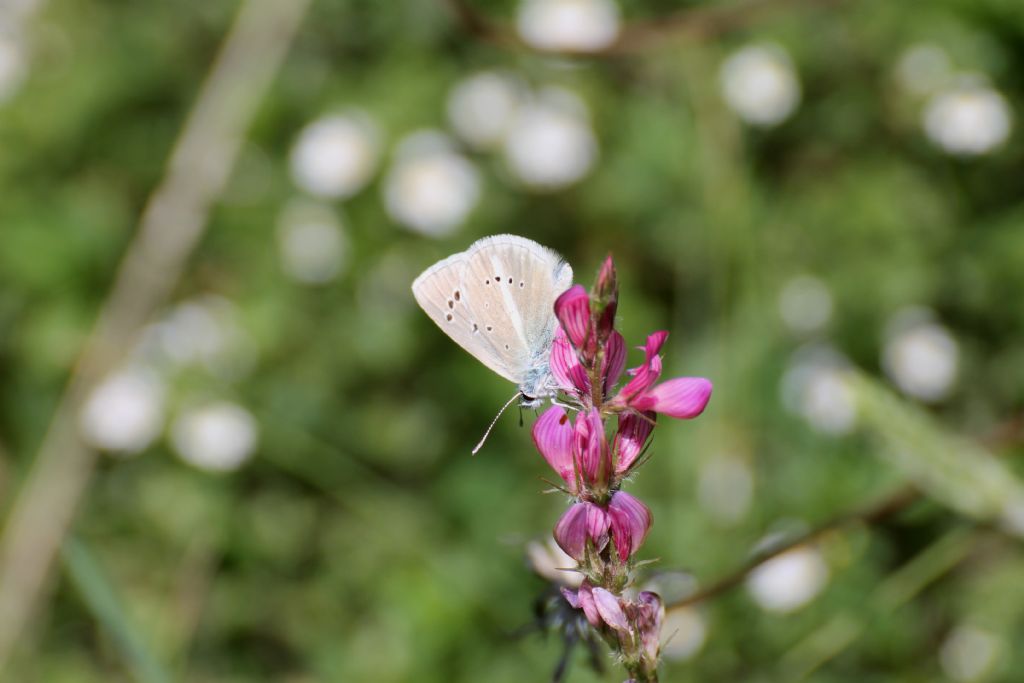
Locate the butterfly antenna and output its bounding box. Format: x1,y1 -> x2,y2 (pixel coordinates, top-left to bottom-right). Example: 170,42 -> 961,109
472,391 -> 522,456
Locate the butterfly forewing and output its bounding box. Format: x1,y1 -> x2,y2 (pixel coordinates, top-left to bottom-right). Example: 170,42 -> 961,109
411,253 -> 520,383
411,235 -> 573,390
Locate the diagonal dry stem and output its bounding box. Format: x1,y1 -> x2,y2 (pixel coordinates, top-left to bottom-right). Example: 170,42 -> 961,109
0,0 -> 312,669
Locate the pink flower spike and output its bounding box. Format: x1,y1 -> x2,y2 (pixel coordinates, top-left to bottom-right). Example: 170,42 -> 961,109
634,377 -> 713,419
608,491 -> 653,561
573,408 -> 608,487
554,285 -> 592,349
592,587 -> 630,631
603,330 -> 626,392
550,328 -> 589,395
532,406 -> 576,491
578,581 -> 601,627
615,411 -> 655,475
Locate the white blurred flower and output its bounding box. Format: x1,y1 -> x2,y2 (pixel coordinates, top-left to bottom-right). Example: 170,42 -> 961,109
447,71 -> 524,150
697,455 -> 754,525
516,0 -> 619,52
289,111 -> 381,199
940,624 -> 1002,682
276,199 -> 347,285
999,497 -> 1024,539
778,275 -> 833,335
144,296 -> 256,380
80,367 -> 165,455
661,606 -> 707,661
746,545 -> 829,613
923,79 -> 1012,156
720,43 -> 801,127
882,308 -> 958,402
171,402 -> 258,472
504,87 -> 597,191
0,33 -> 27,104
383,130 -> 480,237
895,43 -> 953,97
781,345 -> 857,435
526,538 -> 583,588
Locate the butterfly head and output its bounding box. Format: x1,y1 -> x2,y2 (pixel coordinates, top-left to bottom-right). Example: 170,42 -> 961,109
518,364 -> 559,410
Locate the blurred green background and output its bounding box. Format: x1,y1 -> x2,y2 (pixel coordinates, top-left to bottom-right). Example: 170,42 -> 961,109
1,0 -> 1024,681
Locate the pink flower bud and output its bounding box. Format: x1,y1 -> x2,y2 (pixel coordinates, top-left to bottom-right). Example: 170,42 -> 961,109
592,254 -> 618,344
608,491 -> 653,561
554,501 -> 609,560
636,591 -> 664,662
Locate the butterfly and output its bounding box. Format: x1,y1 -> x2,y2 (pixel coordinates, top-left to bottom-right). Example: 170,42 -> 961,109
411,234 -> 573,417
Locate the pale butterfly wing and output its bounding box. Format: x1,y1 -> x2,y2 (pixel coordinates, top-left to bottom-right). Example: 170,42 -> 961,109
411,235 -> 573,394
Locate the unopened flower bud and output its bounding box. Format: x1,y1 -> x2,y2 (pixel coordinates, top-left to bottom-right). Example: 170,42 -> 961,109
592,254 -> 618,344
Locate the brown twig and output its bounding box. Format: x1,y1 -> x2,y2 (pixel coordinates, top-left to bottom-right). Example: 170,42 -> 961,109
442,0 -> 845,57
664,411 -> 1024,611
666,485 -> 920,609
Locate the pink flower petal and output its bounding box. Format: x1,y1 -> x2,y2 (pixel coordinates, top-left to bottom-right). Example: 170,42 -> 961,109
635,377 -> 712,419
550,328 -> 590,395
553,503 -> 589,560
573,408 -> 608,487
603,331 -> 626,392
554,285 -> 592,349
637,591 -> 664,661
561,587 -> 581,609
643,331 -> 669,357
614,411 -> 655,475
532,406 -> 576,490
584,502 -> 610,553
578,581 -> 601,627
592,587 -> 630,631
615,331 -> 668,403
608,491 -> 653,561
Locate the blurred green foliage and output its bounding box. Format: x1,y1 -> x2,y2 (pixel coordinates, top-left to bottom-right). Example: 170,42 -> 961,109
1,0 -> 1024,681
